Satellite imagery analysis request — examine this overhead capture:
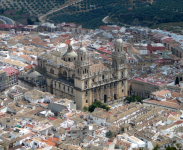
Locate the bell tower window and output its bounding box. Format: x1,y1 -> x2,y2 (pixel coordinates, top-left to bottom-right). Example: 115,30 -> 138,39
50,68 -> 54,74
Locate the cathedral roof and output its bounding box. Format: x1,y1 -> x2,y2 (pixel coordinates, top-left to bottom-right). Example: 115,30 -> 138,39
26,66 -> 42,78
90,63 -> 108,73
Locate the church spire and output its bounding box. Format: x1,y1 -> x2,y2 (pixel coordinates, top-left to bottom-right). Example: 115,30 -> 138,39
80,40 -> 83,48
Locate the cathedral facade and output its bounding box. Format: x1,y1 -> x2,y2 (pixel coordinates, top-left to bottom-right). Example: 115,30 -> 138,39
37,36 -> 128,109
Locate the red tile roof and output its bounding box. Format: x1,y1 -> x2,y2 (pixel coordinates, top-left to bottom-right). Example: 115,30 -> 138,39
47,117 -> 57,120
3,67 -> 18,76
26,124 -> 33,128
105,142 -> 113,145
100,25 -> 121,31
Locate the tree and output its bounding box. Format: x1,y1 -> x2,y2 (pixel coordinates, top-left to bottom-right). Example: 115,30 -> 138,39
27,18 -> 34,25
124,95 -> 145,103
83,106 -> 88,112
166,146 -> 176,150
175,76 -> 179,85
153,145 -> 159,150
88,101 -> 110,112
106,130 -> 113,138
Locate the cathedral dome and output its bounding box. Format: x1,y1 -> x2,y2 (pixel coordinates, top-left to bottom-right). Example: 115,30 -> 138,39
115,35 -> 124,45
78,41 -> 86,53
63,43 -> 78,58
26,66 -> 42,78
63,51 -> 77,58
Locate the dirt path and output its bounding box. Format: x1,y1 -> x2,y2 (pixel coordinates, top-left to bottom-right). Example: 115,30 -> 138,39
39,0 -> 83,23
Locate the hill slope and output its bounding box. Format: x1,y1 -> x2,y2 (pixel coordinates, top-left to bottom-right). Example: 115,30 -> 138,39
48,0 -> 183,29
48,0 -> 152,28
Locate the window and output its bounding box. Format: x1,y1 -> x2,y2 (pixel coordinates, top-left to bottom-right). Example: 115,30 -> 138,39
86,100 -> 88,103
92,78 -> 94,82
78,69 -> 79,74
85,81 -> 87,85
94,89 -> 96,92
50,68 -> 54,74
86,91 -> 87,95
122,89 -> 123,92
85,69 -> 86,73
81,57 -> 82,61
122,72 -> 123,75
122,81 -> 123,84
102,75 -> 104,80
104,86 -> 106,89
110,84 -> 112,87
98,88 -> 100,91
68,58 -> 70,61
114,83 -> 116,86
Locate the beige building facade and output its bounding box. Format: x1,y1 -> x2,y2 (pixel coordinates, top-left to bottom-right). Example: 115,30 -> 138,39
37,37 -> 128,109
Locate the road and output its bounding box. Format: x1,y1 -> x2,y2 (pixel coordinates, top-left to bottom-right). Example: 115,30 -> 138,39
39,0 -> 83,23
102,16 -> 109,24
0,15 -> 14,25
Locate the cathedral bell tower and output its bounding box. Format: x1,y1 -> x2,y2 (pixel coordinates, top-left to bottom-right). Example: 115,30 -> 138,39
112,35 -> 126,70
75,42 -> 90,80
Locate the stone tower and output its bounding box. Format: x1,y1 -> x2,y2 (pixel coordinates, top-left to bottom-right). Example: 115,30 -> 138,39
112,35 -> 126,70
75,42 -> 90,80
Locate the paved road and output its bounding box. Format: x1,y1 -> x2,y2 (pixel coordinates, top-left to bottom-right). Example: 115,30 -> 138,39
39,0 -> 83,23
0,15 -> 14,25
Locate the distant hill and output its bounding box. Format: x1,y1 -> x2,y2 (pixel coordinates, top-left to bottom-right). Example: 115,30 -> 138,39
0,0 -> 67,24
47,0 -> 153,28
0,0 -> 153,25
0,0 -> 182,29
48,0 -> 183,29
110,0 -> 183,27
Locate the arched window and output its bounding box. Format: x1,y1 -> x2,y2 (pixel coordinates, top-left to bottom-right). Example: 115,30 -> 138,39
50,68 -> 54,74
63,71 -> 67,76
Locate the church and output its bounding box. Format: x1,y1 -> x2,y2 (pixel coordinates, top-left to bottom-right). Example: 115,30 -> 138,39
37,36 -> 128,109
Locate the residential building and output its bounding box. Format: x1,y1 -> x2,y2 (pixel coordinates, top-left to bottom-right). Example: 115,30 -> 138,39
0,70 -> 7,91
3,67 -> 19,88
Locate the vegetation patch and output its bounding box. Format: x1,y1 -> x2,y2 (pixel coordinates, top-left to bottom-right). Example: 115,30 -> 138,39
83,101 -> 110,112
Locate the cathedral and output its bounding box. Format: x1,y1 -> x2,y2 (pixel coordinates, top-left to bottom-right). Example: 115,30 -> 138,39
37,36 -> 128,109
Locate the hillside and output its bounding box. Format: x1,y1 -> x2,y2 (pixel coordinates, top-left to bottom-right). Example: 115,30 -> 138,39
48,0 -> 183,29
48,0 -> 153,28
0,0 -> 67,24
110,0 -> 183,27
0,0 -> 183,29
